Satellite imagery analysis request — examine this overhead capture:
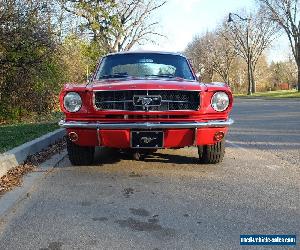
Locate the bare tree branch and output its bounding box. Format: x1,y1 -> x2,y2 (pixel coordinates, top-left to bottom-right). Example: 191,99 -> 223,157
60,0 -> 165,52
258,0 -> 300,91
226,9 -> 277,93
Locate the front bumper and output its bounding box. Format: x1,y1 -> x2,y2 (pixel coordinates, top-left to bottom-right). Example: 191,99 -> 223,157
59,118 -> 234,148
59,118 -> 234,129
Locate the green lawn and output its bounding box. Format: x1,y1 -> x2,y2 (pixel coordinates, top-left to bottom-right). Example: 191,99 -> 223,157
235,90 -> 300,98
0,122 -> 59,153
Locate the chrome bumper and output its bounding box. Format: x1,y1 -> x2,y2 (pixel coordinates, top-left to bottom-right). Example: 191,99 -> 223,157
59,118 -> 234,129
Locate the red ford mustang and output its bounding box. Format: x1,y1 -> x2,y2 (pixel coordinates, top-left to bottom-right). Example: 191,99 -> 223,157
59,51 -> 234,165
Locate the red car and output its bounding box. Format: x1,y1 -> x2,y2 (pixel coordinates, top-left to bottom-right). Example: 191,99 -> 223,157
59,51 -> 234,165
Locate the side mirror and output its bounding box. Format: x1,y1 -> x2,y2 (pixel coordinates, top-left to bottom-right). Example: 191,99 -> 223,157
196,73 -> 202,82
87,73 -> 94,83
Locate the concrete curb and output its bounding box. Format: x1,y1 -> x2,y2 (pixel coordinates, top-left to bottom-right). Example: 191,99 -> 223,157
0,128 -> 66,178
0,149 -> 67,219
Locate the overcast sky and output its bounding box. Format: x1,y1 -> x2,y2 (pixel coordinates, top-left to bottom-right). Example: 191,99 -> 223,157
137,0 -> 291,63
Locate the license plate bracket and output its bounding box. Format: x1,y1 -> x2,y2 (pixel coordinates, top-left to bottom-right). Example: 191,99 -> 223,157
131,131 -> 163,148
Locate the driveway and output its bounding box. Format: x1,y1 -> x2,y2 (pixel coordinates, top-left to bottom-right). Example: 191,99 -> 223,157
0,98 -> 299,250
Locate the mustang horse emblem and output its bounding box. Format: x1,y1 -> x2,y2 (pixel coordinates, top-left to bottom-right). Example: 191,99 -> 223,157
133,95 -> 161,109
140,136 -> 157,144
137,97 -> 153,106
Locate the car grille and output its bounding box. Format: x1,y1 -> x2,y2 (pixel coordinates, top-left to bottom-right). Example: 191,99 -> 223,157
94,90 -> 200,111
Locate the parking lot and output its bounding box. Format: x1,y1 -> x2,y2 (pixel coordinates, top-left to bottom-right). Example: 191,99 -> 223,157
0,98 -> 299,250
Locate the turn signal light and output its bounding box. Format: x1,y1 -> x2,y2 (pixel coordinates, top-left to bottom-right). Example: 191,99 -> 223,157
68,132 -> 79,142
214,131 -> 225,142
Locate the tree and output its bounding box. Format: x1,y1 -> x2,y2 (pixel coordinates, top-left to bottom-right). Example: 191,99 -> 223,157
212,23 -> 237,85
185,32 -> 215,82
268,58 -> 297,88
258,0 -> 300,91
253,54 -> 271,91
60,0 -> 166,53
0,0 -> 60,121
227,10 -> 277,94
185,25 -> 237,85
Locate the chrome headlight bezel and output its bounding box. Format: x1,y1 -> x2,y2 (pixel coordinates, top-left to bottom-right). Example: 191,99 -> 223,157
211,91 -> 230,112
63,92 -> 82,112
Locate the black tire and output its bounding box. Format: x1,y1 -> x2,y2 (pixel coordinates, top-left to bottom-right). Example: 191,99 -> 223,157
198,139 -> 225,164
67,139 -> 95,166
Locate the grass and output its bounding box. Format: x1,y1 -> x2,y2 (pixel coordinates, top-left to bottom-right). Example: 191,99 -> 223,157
0,122 -> 59,153
234,90 -> 300,98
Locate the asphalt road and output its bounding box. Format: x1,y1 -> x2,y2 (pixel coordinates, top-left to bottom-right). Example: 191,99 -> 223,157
0,98 -> 299,250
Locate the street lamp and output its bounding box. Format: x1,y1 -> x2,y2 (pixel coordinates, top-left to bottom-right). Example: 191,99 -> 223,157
227,12 -> 252,95
228,13 -> 249,23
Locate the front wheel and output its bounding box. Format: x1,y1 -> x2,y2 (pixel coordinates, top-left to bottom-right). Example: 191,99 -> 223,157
67,139 -> 95,166
198,139 -> 225,164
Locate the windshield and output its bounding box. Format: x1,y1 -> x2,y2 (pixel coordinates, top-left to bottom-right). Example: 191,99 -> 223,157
96,53 -> 195,81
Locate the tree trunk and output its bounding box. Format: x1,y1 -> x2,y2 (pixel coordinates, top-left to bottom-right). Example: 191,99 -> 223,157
296,44 -> 300,92
208,68 -> 214,82
247,61 -> 252,95
250,64 -> 256,94
226,75 -> 230,87
297,61 -> 300,92
251,77 -> 256,93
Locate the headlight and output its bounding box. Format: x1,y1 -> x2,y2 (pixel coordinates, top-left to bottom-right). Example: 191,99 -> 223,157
63,92 -> 82,112
211,92 -> 229,112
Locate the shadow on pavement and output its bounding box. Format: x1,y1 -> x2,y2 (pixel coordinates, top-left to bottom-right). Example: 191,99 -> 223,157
93,147 -> 122,165
143,152 -> 200,165
92,147 -> 200,166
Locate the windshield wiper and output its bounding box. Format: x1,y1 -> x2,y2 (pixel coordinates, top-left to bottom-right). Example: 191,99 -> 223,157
145,74 -> 175,78
99,73 -> 129,79
145,74 -> 185,81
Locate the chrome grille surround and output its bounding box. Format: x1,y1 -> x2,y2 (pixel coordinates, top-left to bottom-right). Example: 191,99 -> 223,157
94,90 -> 200,111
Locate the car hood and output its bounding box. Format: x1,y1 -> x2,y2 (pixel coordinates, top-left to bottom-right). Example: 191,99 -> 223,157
89,79 -> 206,91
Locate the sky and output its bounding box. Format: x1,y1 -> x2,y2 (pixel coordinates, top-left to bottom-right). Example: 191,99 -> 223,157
137,0 -> 291,63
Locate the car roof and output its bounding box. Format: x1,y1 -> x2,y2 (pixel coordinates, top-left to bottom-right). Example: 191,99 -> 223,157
106,50 -> 187,58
